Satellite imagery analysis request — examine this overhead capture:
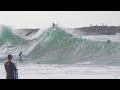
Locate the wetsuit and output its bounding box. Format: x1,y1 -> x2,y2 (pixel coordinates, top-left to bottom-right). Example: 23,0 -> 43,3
19,52 -> 23,60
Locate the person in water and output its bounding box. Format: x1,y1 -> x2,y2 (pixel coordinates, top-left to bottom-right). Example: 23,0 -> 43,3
107,40 -> 110,43
19,51 -> 23,61
53,23 -> 55,28
105,40 -> 110,47
4,54 -> 17,79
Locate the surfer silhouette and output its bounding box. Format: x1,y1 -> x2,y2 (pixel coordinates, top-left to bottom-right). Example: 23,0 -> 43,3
107,40 -> 110,43
53,23 -> 55,28
19,51 -> 23,61
105,40 -> 110,47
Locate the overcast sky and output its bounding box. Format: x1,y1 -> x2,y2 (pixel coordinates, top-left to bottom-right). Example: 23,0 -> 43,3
0,11 -> 120,28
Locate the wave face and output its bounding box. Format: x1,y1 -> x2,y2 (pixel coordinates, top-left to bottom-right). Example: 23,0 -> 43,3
1,26 -> 120,65
0,26 -> 35,60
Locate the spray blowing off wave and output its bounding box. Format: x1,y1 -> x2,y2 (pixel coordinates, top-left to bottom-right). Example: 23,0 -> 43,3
1,25 -> 120,65
26,27 -> 120,65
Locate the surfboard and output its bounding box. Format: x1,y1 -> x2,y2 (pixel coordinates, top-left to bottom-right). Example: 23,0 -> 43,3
25,31 -> 33,36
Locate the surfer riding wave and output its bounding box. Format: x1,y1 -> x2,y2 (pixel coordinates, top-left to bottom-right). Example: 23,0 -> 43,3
19,51 -> 23,61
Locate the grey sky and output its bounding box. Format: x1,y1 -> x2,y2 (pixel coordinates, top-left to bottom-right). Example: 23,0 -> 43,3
0,11 -> 120,28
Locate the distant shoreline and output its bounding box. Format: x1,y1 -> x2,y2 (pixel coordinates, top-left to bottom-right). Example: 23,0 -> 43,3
16,25 -> 120,36
74,26 -> 120,35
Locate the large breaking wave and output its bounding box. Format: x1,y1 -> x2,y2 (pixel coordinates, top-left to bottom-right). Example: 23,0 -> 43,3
0,25 -> 120,65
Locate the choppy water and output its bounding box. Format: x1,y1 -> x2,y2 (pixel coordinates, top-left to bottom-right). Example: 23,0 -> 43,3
1,25 -> 120,65
1,25 -> 120,79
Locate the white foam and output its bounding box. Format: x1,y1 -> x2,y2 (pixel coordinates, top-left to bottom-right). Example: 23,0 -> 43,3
1,63 -> 120,79
81,35 -> 120,42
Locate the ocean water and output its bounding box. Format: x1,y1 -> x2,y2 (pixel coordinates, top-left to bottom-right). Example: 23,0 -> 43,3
1,25 -> 120,79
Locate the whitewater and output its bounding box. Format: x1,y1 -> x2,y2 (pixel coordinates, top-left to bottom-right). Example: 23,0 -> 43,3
1,25 -> 120,79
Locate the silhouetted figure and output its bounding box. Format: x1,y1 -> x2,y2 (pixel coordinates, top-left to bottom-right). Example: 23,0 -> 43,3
107,40 -> 110,43
53,23 -> 55,28
105,40 -> 110,47
19,51 -> 23,61
4,54 -> 17,79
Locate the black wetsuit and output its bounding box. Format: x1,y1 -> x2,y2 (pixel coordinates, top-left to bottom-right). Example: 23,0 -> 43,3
53,23 -> 55,28
4,61 -> 17,79
107,40 -> 110,43
19,52 -> 23,60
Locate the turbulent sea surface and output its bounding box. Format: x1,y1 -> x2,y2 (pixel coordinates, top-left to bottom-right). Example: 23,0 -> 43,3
1,25 -> 120,79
